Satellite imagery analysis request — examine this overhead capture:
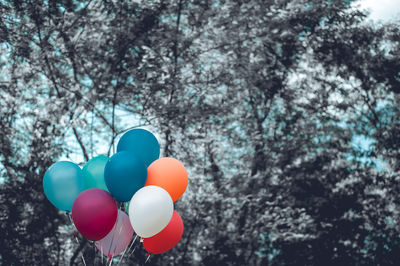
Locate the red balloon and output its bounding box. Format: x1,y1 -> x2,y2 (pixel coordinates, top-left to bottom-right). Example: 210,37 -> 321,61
72,188 -> 118,241
143,211 -> 184,254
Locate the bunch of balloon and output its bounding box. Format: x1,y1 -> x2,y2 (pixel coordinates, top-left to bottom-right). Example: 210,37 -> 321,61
42,128 -> 188,264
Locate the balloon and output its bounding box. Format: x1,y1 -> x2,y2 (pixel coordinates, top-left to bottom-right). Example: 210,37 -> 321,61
72,188 -> 118,241
82,156 -> 109,191
95,210 -> 133,257
124,201 -> 130,212
104,151 -> 147,202
43,161 -> 86,211
117,129 -> 160,167
129,186 -> 173,238
143,211 -> 184,254
145,157 -> 188,202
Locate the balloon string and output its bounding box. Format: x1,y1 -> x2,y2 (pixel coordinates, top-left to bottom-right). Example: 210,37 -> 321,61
145,254 -> 151,264
92,241 -> 96,266
100,240 -> 104,265
111,220 -> 124,256
117,235 -> 137,266
106,208 -> 120,258
112,204 -> 124,256
128,238 -> 138,257
65,212 -> 87,266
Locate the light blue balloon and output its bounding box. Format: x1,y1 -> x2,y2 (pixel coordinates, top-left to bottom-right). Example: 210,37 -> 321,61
82,156 -> 109,191
117,129 -> 160,167
104,151 -> 147,202
43,161 -> 86,211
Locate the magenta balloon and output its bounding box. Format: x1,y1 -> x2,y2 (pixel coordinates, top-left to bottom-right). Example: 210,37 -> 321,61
72,189 -> 118,241
95,210 -> 134,257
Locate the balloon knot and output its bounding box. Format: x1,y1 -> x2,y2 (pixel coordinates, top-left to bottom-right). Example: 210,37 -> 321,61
108,256 -> 112,261
146,253 -> 150,256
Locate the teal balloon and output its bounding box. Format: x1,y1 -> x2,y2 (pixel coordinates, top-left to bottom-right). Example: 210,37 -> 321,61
117,129 -> 160,167
43,161 -> 86,211
82,156 -> 109,191
104,151 -> 147,202
124,201 -> 130,212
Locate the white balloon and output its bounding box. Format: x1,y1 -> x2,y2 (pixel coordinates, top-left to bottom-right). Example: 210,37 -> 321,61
128,185 -> 173,238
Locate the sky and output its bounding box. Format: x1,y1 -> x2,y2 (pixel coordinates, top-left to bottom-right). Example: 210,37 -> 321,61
358,0 -> 400,22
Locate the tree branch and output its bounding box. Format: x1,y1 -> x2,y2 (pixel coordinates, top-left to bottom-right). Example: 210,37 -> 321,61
107,87 -> 118,156
69,238 -> 88,266
72,126 -> 89,162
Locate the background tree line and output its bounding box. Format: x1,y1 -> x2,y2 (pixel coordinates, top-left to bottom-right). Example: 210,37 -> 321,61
1,0 -> 400,265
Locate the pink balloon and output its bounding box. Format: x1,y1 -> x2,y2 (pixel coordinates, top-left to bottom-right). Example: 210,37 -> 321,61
95,210 -> 134,257
72,189 -> 118,241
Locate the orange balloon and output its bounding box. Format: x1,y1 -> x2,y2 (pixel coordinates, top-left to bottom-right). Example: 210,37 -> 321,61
145,157 -> 188,202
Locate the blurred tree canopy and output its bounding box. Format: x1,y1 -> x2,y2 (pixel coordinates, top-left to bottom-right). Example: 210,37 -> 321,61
1,0 -> 400,265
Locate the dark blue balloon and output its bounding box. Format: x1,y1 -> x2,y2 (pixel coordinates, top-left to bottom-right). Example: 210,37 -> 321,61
104,151 -> 147,202
117,129 -> 160,167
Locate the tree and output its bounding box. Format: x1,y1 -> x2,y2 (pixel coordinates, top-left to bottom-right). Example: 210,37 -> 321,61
1,0 -> 400,265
